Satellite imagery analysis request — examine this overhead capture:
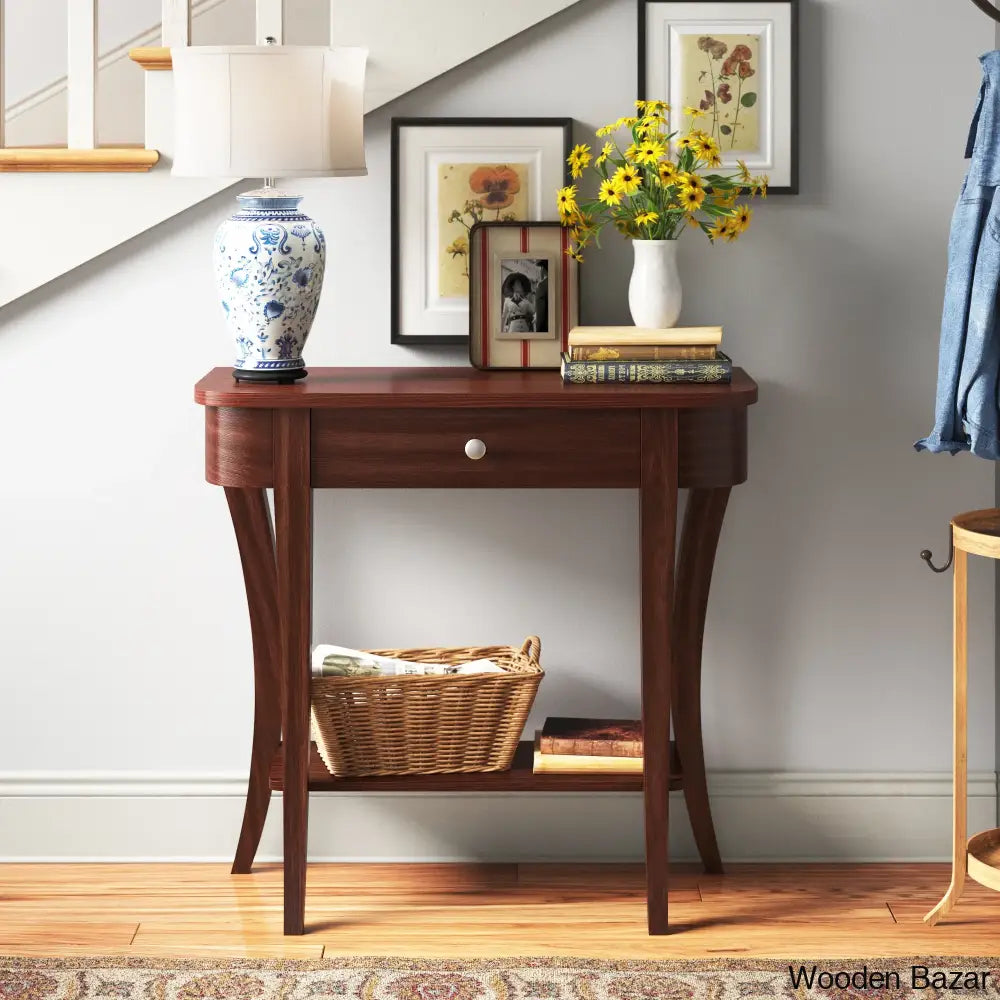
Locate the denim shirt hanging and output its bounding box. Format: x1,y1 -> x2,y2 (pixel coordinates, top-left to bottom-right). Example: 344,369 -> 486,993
917,51 -> 1000,459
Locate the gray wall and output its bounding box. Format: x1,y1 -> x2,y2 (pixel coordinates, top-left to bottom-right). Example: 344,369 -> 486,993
0,0 -> 997,857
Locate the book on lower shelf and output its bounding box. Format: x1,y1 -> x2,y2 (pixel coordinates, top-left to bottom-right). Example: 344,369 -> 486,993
532,717 -> 644,774
560,352 -> 732,385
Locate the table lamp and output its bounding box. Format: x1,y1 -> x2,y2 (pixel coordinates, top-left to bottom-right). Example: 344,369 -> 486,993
171,44 -> 367,382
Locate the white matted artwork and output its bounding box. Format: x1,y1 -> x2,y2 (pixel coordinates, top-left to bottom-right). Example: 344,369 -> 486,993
469,222 -> 579,370
640,1 -> 797,193
391,118 -> 571,344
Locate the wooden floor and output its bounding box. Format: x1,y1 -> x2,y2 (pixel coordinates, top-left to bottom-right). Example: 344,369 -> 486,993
3,863 -> 1000,959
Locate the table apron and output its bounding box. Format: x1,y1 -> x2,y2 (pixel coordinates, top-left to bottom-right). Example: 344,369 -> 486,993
205,406 -> 747,490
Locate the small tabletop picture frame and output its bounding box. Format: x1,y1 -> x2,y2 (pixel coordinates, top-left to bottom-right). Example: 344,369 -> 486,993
391,117 -> 572,346
638,0 -> 799,194
469,221 -> 579,370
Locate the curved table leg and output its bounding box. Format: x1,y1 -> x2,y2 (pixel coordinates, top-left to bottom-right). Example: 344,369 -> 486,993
672,486 -> 730,875
225,486 -> 282,875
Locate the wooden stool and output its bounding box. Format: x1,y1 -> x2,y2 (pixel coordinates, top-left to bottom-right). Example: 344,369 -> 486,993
925,509 -> 1000,924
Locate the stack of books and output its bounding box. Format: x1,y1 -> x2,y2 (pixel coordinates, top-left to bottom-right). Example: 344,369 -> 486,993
560,325 -> 731,385
532,717 -> 643,774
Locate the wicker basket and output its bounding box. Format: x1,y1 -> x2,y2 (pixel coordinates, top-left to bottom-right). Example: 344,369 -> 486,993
310,636 -> 543,777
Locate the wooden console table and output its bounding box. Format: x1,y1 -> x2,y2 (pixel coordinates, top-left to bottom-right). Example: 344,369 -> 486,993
194,366 -> 758,936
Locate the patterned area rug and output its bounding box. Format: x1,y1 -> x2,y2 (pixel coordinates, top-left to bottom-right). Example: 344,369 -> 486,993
5,956 -> 1000,1000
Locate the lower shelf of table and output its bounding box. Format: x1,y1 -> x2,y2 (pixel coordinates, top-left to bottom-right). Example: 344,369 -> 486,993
268,741 -> 683,792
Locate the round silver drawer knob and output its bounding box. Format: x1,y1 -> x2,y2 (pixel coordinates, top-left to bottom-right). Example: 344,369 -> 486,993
465,438 -> 487,461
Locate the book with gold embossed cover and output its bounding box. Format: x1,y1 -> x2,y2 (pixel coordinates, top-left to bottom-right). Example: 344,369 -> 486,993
560,352 -> 732,384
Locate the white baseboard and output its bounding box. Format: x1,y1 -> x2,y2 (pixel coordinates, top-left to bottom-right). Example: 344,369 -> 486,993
0,771 -> 994,863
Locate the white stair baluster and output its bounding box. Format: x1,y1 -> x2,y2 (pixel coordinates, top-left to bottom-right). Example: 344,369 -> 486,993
0,0 -> 5,148
161,0 -> 191,47
67,0 -> 97,149
256,0 -> 284,44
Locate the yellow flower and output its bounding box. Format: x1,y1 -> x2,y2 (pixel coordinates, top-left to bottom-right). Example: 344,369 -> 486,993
733,204 -> 753,232
725,224 -> 741,242
612,164 -> 642,195
598,178 -> 622,206
736,159 -> 752,182
677,134 -> 698,151
679,185 -> 706,210
615,116 -> 639,129
754,174 -> 770,198
657,161 -> 678,184
635,99 -> 647,111
445,236 -> 468,257
695,136 -> 722,167
644,100 -> 670,115
679,173 -> 705,193
595,140 -> 615,166
556,184 -> 579,217
633,140 -> 666,166
624,142 -> 641,161
567,143 -> 592,178
686,214 -> 702,229
713,183 -> 738,206
637,115 -> 667,138
708,219 -> 729,241
634,210 -> 659,227
566,246 -> 585,263
684,106 -> 707,119
596,124 -> 615,137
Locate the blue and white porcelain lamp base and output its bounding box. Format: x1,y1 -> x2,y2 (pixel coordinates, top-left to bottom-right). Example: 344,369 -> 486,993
212,187 -> 326,383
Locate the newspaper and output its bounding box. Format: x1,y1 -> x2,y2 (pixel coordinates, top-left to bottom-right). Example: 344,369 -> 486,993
311,644 -> 504,678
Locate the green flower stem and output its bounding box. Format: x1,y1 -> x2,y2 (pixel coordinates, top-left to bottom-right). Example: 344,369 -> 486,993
731,76 -> 744,150
706,53 -> 720,144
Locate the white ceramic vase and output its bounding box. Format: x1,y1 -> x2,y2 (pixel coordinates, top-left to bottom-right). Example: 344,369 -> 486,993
628,239 -> 682,329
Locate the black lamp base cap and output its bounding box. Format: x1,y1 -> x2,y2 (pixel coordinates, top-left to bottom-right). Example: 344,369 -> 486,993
233,368 -> 308,384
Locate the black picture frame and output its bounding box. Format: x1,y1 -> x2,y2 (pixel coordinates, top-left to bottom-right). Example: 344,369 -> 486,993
637,0 -> 799,195
390,117 -> 573,346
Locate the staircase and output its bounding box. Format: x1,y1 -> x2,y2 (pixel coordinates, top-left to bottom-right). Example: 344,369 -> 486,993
0,0 -> 583,308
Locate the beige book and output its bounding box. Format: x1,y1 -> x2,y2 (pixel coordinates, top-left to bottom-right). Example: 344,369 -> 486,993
568,325 -> 723,347
532,733 -> 644,774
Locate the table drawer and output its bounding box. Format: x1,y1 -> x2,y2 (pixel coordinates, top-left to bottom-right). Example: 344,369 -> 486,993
311,408 -> 641,488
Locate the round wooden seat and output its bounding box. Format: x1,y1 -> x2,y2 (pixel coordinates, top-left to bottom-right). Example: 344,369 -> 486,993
953,508 -> 1000,559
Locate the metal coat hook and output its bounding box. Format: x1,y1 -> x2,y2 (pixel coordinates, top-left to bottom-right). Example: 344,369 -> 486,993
921,533 -> 955,574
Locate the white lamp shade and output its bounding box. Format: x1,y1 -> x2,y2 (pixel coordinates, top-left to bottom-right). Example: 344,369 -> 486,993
171,45 -> 367,178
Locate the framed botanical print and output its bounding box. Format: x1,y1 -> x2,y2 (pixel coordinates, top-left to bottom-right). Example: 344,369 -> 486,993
391,117 -> 572,345
638,0 -> 798,193
469,221 -> 579,370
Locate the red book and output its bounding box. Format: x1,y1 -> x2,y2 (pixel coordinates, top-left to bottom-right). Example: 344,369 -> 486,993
539,718 -> 643,758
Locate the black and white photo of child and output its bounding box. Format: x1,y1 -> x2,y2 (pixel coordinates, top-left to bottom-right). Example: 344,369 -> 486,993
500,259 -> 550,336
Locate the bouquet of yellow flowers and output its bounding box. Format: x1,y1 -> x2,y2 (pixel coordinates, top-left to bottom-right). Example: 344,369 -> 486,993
557,100 -> 768,261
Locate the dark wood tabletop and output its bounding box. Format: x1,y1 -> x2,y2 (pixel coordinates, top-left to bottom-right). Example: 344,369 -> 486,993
195,366 -> 758,410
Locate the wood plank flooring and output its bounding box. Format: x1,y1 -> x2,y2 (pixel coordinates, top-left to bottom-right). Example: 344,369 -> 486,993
2,863 -> 1000,958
